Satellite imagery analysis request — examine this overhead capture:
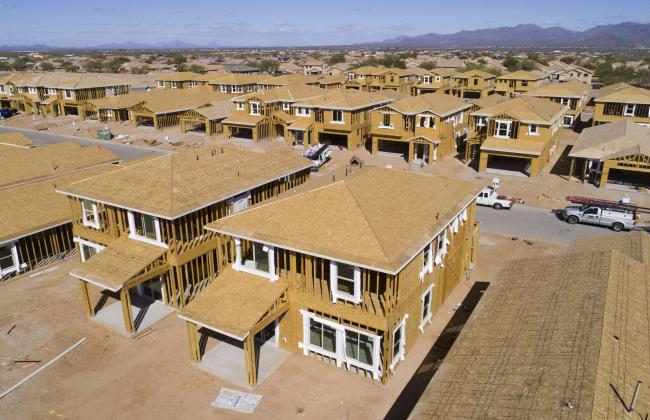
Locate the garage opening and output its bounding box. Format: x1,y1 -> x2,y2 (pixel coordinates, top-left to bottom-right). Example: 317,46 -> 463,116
135,115 -> 155,127
63,105 -> 79,116
463,91 -> 482,99
485,155 -> 532,177
606,168 -> 650,190
377,139 -> 409,160
230,127 -> 253,140
186,122 -> 207,134
319,132 -> 348,149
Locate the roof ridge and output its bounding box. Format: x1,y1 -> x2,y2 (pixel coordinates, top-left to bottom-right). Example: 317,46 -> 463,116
344,179 -> 394,267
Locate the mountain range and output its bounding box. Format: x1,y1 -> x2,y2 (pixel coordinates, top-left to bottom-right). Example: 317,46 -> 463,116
0,22 -> 649,51
374,22 -> 650,48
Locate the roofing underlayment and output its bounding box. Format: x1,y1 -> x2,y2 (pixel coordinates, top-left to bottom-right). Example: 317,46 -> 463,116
496,70 -> 547,81
179,268 -> 289,340
471,96 -> 566,124
69,236 -> 166,291
524,79 -> 591,99
569,120 -> 650,160
206,167 -> 479,273
57,147 -> 312,219
293,88 -> 395,111
595,82 -> 650,104
0,140 -> 119,189
409,232 -> 650,419
0,131 -> 34,148
232,83 -> 325,103
387,92 -> 471,116
0,165 -> 118,244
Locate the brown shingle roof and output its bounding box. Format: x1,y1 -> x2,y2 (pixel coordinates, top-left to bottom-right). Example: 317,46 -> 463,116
206,167 -> 479,273
410,233 -> 650,419
57,147 -> 312,219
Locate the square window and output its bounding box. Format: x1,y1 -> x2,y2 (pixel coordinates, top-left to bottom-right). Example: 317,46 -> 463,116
81,200 -> 99,229
528,124 -> 539,135
332,109 -> 343,123
0,245 -> 16,273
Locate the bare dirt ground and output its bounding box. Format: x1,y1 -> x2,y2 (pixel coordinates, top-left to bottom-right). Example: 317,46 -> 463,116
0,233 -> 563,419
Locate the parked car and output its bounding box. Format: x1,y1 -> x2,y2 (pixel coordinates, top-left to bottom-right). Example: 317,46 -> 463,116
562,205 -> 635,232
0,108 -> 17,118
476,187 -> 514,210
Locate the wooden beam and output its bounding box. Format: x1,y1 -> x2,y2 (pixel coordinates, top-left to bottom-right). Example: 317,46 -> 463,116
243,334 -> 258,387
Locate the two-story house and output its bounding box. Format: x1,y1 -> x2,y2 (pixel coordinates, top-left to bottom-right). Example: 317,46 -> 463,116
179,167 -> 481,386
494,70 -> 548,97
303,59 -> 329,76
524,80 -> 591,128
293,89 -> 400,150
370,92 -> 472,164
345,66 -> 413,93
207,74 -> 267,96
472,96 -> 566,176
257,74 -> 320,90
549,65 -> 593,85
221,84 -> 326,143
57,147 -> 312,337
411,68 -> 457,96
154,71 -> 207,90
450,70 -> 496,99
592,82 -> 650,127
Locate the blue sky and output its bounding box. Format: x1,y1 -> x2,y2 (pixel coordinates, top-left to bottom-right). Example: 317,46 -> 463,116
0,0 -> 648,47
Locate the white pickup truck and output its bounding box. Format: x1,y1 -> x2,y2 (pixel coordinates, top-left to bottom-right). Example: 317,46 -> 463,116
476,187 -> 515,210
563,205 -> 636,232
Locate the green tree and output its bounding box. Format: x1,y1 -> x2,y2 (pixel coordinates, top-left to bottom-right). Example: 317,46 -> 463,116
84,60 -> 104,72
188,64 -> 206,74
419,61 -> 436,70
257,59 -> 279,74
327,53 -> 345,65
502,56 -> 520,72
39,62 -> 54,71
520,59 -> 537,71
560,56 -> 575,64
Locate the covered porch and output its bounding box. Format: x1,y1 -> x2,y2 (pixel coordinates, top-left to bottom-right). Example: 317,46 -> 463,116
179,268 -> 290,387
70,236 -> 171,337
568,154 -> 650,190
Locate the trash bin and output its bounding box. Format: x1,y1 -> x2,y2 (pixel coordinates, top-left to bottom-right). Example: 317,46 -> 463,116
96,129 -> 113,140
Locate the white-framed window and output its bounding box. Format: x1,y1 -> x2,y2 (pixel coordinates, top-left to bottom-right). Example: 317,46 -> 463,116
106,109 -> 114,119
74,237 -> 105,262
127,211 -> 165,247
476,116 -> 488,127
220,85 -> 228,93
495,120 -> 512,138
170,81 -> 178,90
358,74 -> 365,80
235,101 -> 244,111
422,75 -> 431,84
157,80 -> 164,88
434,230 -> 449,266
380,112 -> 393,128
419,241 -> 433,280
189,81 -> 197,88
624,104 -> 636,117
233,238 -> 277,281
282,102 -> 291,112
347,73 -> 355,82
18,87 -> 24,93
47,88 -> 57,95
331,109 -> 344,124
0,243 -> 19,278
247,85 -> 255,92
64,89 -> 73,99
28,87 -> 37,94
420,285 -> 433,332
435,75 -> 441,82
0,85 -> 4,93
8,86 -> 14,95
296,107 -> 310,117
81,200 -> 100,229
417,114 -> 434,128
232,85 -> 243,93
563,115 -> 574,127
250,101 -> 260,115
330,261 -> 361,303
390,315 -> 408,372
300,310 -> 382,380
528,124 -> 539,135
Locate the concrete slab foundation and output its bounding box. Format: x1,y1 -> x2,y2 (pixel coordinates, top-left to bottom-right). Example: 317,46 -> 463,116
93,295 -> 175,337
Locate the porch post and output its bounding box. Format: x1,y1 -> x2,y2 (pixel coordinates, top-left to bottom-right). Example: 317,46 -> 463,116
186,321 -> 201,362
79,280 -> 93,317
599,160 -> 611,188
120,286 -> 135,334
244,334 -> 258,386
407,141 -> 414,163
568,157 -> 575,179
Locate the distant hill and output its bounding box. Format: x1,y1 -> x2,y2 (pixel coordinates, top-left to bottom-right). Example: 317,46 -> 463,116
374,22 -> 650,48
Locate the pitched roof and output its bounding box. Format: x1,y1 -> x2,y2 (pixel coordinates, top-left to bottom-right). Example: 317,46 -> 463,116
525,80 -> 591,99
387,92 -> 471,116
259,74 -> 319,86
178,268 -> 289,340
294,89 -> 394,110
233,83 -> 325,103
130,88 -> 229,114
595,82 -> 650,105
187,100 -> 232,120
0,141 -> 119,189
471,96 -> 566,124
69,236 -> 167,292
410,233 -> 650,419
468,94 -> 509,110
205,167 -> 479,273
0,131 -> 33,148
0,165 -> 118,245
497,70 -> 547,81
154,71 -> 205,82
317,74 -> 346,85
57,147 -> 312,219
453,70 -> 496,80
207,73 -> 266,85
572,231 -> 650,266
569,120 -> 650,160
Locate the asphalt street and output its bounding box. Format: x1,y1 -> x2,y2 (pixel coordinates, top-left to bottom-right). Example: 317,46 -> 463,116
0,126 -> 167,161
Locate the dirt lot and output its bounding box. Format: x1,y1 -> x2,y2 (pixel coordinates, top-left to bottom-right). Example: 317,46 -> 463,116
0,232 -> 563,419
